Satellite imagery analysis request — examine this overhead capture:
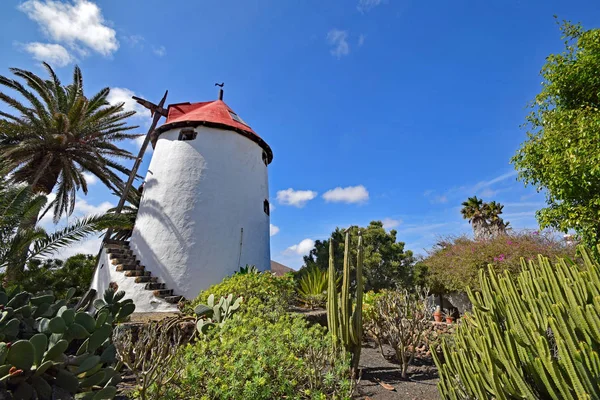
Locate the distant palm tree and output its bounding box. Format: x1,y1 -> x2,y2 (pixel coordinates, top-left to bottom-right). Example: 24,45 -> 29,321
0,63 -> 139,223
485,201 -> 509,236
461,196 -> 489,240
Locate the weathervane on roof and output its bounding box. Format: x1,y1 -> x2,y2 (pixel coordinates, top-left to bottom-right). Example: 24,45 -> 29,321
215,82 -> 224,100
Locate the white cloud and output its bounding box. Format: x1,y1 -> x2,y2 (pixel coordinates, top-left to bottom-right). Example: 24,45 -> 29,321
358,34 -> 366,47
106,88 -> 151,119
270,224 -> 280,236
433,195 -> 448,204
124,34 -> 144,48
23,42 -> 74,66
19,0 -> 119,56
276,188 -> 317,208
478,188 -> 497,198
327,29 -> 349,58
322,185 -> 369,204
357,0 -> 383,12
53,236 -> 102,259
285,238 -> 315,256
132,134 -> 149,148
382,218 -> 401,229
480,171 -> 518,187
152,45 -> 166,57
82,172 -> 97,185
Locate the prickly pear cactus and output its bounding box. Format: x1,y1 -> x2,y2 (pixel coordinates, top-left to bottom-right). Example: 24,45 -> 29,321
0,287 -> 134,399
194,293 -> 243,334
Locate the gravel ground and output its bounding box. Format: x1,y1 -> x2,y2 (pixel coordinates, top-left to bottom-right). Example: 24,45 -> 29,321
354,341 -> 441,400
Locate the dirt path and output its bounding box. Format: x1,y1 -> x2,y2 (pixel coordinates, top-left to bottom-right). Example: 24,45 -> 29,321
355,342 -> 441,400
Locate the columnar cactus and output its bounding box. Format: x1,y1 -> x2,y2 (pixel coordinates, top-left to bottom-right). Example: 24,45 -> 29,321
434,246 -> 600,399
327,230 -> 364,375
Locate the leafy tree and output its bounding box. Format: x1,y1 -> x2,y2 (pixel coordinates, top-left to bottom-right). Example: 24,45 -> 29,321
0,63 -> 139,222
1,254 -> 96,298
511,20 -> 600,247
302,221 -> 415,291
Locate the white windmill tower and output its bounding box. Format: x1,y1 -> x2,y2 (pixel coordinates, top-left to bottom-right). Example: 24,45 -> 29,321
90,87 -> 273,312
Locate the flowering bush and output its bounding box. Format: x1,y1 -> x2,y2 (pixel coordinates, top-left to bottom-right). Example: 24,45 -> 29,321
420,231 -> 577,292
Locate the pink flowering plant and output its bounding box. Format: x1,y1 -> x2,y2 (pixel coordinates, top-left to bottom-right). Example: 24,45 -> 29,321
419,230 -> 578,292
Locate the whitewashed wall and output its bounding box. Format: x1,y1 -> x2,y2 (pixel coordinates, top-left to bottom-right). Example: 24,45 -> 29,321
89,247 -> 178,313
129,125 -> 271,300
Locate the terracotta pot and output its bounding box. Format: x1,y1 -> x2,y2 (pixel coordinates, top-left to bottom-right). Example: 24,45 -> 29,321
446,317 -> 454,324
433,312 -> 443,323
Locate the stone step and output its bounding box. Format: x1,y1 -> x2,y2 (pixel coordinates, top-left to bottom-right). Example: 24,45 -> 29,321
104,240 -> 129,248
111,258 -> 139,266
153,289 -> 174,298
164,296 -> 184,304
145,282 -> 165,290
134,276 -> 158,284
108,250 -> 133,258
124,270 -> 151,278
116,264 -> 145,272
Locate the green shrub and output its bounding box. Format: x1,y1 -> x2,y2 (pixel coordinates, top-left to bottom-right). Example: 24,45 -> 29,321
434,246 -> 600,399
421,231 -> 577,292
190,271 -> 296,316
297,266 -> 328,309
0,254 -> 96,299
161,312 -> 352,400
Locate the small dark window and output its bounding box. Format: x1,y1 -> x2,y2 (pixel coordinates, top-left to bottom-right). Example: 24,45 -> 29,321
263,199 -> 270,216
178,128 -> 197,141
262,151 -> 268,166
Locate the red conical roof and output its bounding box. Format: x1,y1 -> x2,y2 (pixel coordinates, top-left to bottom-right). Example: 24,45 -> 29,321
154,100 -> 272,163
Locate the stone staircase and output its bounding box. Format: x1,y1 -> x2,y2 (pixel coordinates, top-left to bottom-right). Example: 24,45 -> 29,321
104,240 -> 184,305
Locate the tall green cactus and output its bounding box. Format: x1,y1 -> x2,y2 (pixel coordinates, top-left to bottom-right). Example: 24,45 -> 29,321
434,246 -> 600,399
327,230 -> 364,376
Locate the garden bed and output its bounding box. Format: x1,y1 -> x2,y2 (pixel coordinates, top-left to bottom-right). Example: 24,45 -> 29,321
356,341 -> 440,400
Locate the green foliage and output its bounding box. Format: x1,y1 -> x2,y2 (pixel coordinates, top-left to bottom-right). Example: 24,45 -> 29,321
0,286 -> 134,399
0,181 -> 128,281
511,20 -> 600,247
190,271 -> 296,316
434,246 -> 600,399
162,312 -> 352,400
421,231 -> 576,292
297,266 -> 328,309
235,264 -> 259,275
327,232 -> 364,375
304,221 -> 415,291
0,63 -> 139,221
194,293 -> 242,334
1,254 -> 96,299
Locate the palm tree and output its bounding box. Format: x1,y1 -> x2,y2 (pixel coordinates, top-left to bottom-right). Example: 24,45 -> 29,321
106,185 -> 141,241
0,182 -> 128,281
461,196 -> 489,240
0,63 -> 139,223
485,201 -> 509,236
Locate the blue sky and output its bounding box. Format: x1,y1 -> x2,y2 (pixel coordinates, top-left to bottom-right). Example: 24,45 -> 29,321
1,0 -> 599,268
